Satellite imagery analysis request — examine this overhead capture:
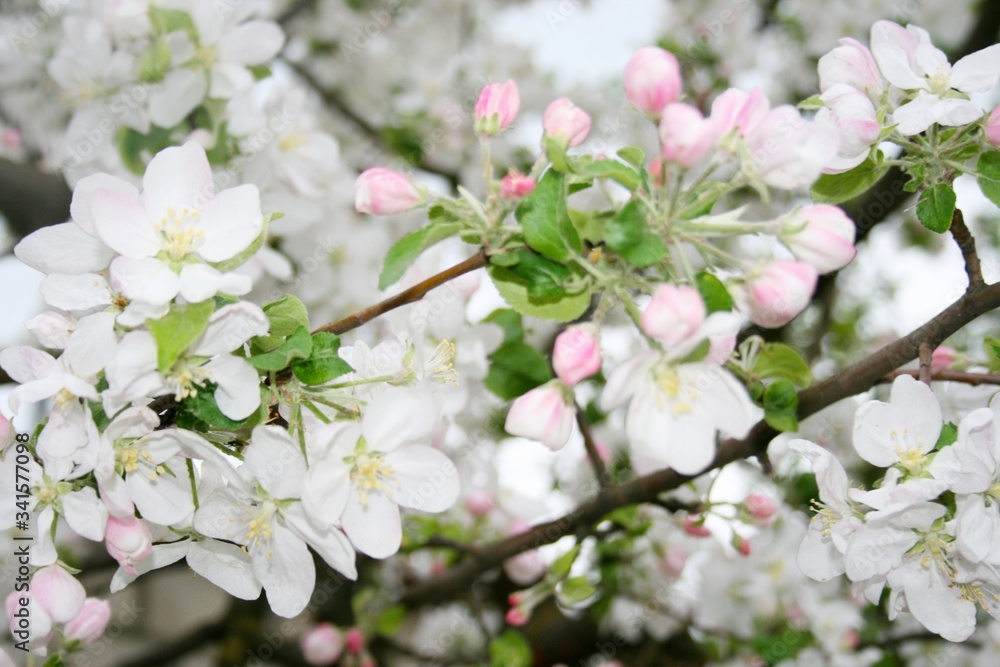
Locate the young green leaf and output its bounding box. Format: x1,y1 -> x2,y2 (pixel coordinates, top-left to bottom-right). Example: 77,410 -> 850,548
291,332 -> 354,385
811,151 -> 886,204
488,265 -> 591,322
489,631 -> 532,667
916,183 -> 956,233
485,342 -> 552,400
753,343 -> 813,387
977,150 -> 1000,208
604,199 -> 666,267
263,295 -> 310,337
763,379 -> 799,432
695,271 -> 734,313
572,158 -> 640,190
616,146 -> 646,169
484,309 -> 525,345
379,222 -> 464,290
146,300 -> 216,373
246,326 -> 313,371
516,170 -> 582,262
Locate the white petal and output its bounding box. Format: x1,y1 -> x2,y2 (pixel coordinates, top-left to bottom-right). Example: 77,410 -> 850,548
148,70 -> 207,129
362,387 -> 441,451
898,560 -> 976,642
178,263 -> 223,303
217,21 -> 285,65
600,350 -> 657,411
244,425 -> 306,498
845,523 -> 918,581
71,173 -> 139,236
283,503 -> 357,580
193,302 -> 269,356
194,488 -> 250,542
61,487 -> 108,541
797,520 -> 846,581
929,97 -> 984,128
90,188 -> 159,258
127,465 -> 194,526
209,355 -> 262,421
888,374 -> 941,453
0,346 -> 60,384
661,408 -> 717,475
110,256 -> 180,306
142,141 -> 214,220
40,273 -> 113,312
195,184 -> 263,262
209,62 -> 254,98
956,495 -> 993,563
14,222 -> 115,274
788,439 -> 852,513
950,44 -> 1000,92
892,94 -> 937,135
111,540 -> 189,592
342,490 -> 402,559
187,539 -> 261,600
303,458 -> 351,525
385,445 -> 460,512
62,312 -> 118,378
254,522 -> 315,618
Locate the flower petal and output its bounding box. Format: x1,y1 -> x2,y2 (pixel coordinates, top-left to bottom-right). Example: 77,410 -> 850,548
195,184 -> 263,262
91,189 -> 160,258
14,222 -> 116,274
187,539 -> 262,600
342,489 -> 402,559
254,522 -> 314,618
217,21 -> 285,65
141,142 -> 214,220
385,445 -> 460,513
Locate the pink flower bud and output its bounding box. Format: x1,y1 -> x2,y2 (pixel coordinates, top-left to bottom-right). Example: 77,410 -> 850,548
1,128 -> 21,152
552,324 -> 602,386
816,84 -> 880,174
543,98 -> 591,147
641,284 -> 706,346
682,515 -> 712,538
354,168 -> 426,215
104,516 -> 153,576
506,607 -> 528,626
301,623 -> 344,666
504,382 -> 575,451
32,565 -> 85,624
778,204 -> 856,274
500,172 -> 536,199
475,80 -> 520,136
508,592 -> 524,607
932,346 -> 958,370
659,103 -> 720,168
818,37 -> 883,95
710,87 -> 769,137
646,157 -> 664,185
743,493 -> 778,522
987,106 -> 1000,147
64,598 -> 111,645
624,47 -> 682,119
345,628 -> 365,655
734,536 -> 751,556
735,261 -> 818,328
464,490 -> 494,517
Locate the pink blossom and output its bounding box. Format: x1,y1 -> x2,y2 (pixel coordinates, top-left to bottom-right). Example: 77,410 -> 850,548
475,80 -> 520,136
354,168 -> 426,215
640,284 -> 706,346
345,628 -> 365,655
745,106 -> 840,190
735,536 -> 752,556
987,106 -> 1000,146
624,47 -> 682,119
464,490 -> 495,517
818,37 -> 884,94
64,599 -> 112,645
543,98 -> 591,147
658,103 -> 720,168
710,87 -> 769,137
931,346 -> 958,370
104,516 -> 153,575
506,607 -> 528,626
500,172 -> 537,199
552,324 -> 602,386
816,85 -> 881,173
32,565 -> 86,624
682,515 -> 712,537
778,204 -> 857,274
504,382 -> 575,451
744,493 -> 778,521
736,261 -> 818,328
301,623 -> 344,666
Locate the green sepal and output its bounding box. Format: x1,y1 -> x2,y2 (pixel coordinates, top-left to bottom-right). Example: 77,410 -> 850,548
246,326 -> 313,371
146,300 -> 215,373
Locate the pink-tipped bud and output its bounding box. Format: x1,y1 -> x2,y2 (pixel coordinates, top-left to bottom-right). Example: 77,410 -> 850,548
647,157 -> 664,186
104,516 -> 153,576
778,204 -> 856,274
32,565 -> 86,624
624,47 -> 682,119
506,607 -> 528,626
552,324 -> 602,386
508,592 -> 524,607
301,623 -> 344,666
682,515 -> 712,538
818,37 -> 883,95
710,87 -> 769,138
735,261 -> 818,328
931,346 -> 958,370
734,536 -> 751,557
500,172 -> 537,199
659,103 -> 719,168
987,106 -> 1000,147
543,98 -> 591,147
64,598 -> 112,645
641,284 -> 706,346
743,493 -> 778,522
504,382 -> 575,451
354,168 -> 426,215
475,80 -> 520,136
465,490 -> 495,517
344,628 -> 364,655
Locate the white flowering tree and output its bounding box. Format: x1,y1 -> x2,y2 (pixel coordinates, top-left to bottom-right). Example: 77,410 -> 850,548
4,1 -> 1000,666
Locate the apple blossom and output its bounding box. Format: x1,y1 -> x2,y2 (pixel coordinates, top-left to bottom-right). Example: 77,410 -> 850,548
542,98 -> 591,147
853,374 -> 942,472
624,47 -> 682,119
354,168 -> 427,215
658,103 -> 719,168
474,80 -> 520,136
504,381 -> 576,451
777,204 -> 857,274
552,324 -> 602,386
816,84 -> 881,173
744,106 -> 840,189
104,516 -> 153,575
640,284 -> 706,347
744,493 -> 778,522
710,86 -> 769,138
987,105 -> 1000,146
301,623 -> 344,666
32,565 -> 86,626
500,171 -> 536,199
817,37 -> 884,95
731,261 -> 818,328
63,599 -> 112,645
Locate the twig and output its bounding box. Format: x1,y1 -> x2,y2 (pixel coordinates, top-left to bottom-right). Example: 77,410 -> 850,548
949,209 -> 984,291
399,277 -> 1000,608
313,250 -> 488,335
883,368 -> 1000,387
575,408 -> 611,489
918,343 -> 933,384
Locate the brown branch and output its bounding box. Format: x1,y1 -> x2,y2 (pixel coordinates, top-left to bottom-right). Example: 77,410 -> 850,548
884,368 -> 1000,387
399,277 -> 1000,608
919,342 -> 933,384
313,249 -> 488,335
575,408 -> 611,489
949,209 -> 984,291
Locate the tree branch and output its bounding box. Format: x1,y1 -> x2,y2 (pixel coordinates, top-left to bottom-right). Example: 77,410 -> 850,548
949,208 -> 984,290
576,408 -> 611,489
399,277 -> 1000,608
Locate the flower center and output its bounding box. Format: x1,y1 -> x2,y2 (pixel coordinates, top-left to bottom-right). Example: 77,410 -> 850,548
53,388 -> 77,411
279,132 -> 307,151
195,45 -> 218,69
118,444 -> 156,475
163,360 -> 212,402
156,206 -> 205,262
653,364 -> 697,415
351,452 -> 397,506
425,339 -> 459,386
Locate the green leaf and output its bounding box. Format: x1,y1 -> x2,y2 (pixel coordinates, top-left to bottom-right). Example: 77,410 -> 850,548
180,383 -> 261,431
934,422 -> 958,450
486,343 -> 553,400
247,64 -> 272,81
572,158 -> 640,190
246,326 -> 313,371
797,94 -> 825,110
604,199 -> 666,267
497,248 -> 573,299
916,183 -> 956,233
263,295 -> 310,338
378,223 -> 463,290
753,343 -> 813,387
516,170 -> 582,262
292,333 -> 354,385
373,604 -> 406,637
811,151 -> 886,204
138,37 -> 171,83
484,309 -> 524,345
488,265 -> 591,322
695,271 -> 733,313
977,150 -> 1000,208
42,655 -> 68,667
984,336 -> 1000,372
149,6 -> 197,37
549,544 -> 581,580
146,301 -> 215,373
616,146 -> 646,169
542,135 -> 571,172
763,379 -> 799,432
556,576 -> 598,606
489,630 -> 532,667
